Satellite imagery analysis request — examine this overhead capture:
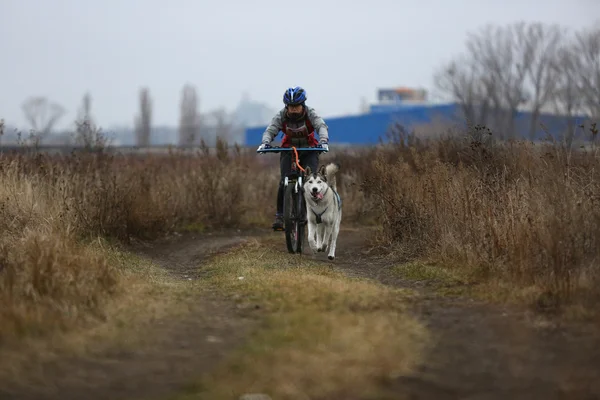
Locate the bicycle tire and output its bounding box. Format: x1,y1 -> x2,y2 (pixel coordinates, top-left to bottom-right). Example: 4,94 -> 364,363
283,182 -> 299,253
295,185 -> 306,254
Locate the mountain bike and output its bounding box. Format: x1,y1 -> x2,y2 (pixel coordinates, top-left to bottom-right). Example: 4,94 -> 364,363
257,145 -> 329,254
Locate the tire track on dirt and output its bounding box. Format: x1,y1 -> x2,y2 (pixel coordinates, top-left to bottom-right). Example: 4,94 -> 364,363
323,228 -> 600,400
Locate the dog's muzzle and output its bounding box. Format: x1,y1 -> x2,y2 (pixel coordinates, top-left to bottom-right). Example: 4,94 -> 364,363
311,189 -> 324,200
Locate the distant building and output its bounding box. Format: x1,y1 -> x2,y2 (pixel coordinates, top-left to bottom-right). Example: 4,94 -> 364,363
245,86 -> 591,146
369,87 -> 429,114
377,87 -> 427,104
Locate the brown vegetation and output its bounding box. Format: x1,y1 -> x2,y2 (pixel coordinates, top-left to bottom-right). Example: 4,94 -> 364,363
2,123 -> 600,349
359,126 -> 600,316
1,113 -> 600,355
0,138 -> 372,346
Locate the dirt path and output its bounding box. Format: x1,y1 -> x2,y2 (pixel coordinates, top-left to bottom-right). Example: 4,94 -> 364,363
0,230 -> 263,400
3,228 -> 600,400
319,228 -> 600,400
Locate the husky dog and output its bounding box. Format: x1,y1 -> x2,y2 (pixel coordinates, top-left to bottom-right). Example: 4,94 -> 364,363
303,163 -> 343,260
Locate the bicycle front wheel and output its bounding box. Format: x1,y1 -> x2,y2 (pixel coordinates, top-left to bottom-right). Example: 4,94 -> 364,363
295,186 -> 306,254
283,182 -> 302,254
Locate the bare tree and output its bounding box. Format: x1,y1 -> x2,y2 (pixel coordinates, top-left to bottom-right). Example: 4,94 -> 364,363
435,24 -> 525,138
468,23 -> 535,137
74,92 -> 106,149
21,96 -> 66,141
551,45 -> 584,145
77,92 -> 93,125
520,23 -> 566,139
134,88 -> 152,147
572,26 -> 600,121
434,22 -> 573,140
433,54 -> 495,129
178,84 -> 200,146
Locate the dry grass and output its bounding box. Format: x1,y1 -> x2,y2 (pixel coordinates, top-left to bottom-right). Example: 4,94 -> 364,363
0,232 -> 118,341
1,145 -> 269,240
0,143 -> 261,359
1,117 -> 598,382
0,137 -> 371,353
0,242 -> 195,387
361,126 -> 600,316
0,161 -> 120,344
178,239 -> 427,400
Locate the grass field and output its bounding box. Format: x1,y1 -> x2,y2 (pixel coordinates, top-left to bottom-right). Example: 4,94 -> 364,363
1,126 -> 599,397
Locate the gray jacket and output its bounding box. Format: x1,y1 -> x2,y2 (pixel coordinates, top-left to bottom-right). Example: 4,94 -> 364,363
261,106 -> 329,144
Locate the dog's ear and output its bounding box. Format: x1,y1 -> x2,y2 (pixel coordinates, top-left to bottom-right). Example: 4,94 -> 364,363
318,165 -> 326,176
305,166 -> 312,176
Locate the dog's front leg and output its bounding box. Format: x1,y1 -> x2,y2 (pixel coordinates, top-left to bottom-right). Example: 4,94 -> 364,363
320,222 -> 334,254
307,220 -> 318,253
327,216 -> 342,260
316,223 -> 326,252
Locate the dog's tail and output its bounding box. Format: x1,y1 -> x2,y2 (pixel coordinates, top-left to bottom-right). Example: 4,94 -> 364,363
325,163 -> 340,191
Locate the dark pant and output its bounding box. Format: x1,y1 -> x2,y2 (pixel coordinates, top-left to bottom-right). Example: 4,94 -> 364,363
276,151 -> 319,215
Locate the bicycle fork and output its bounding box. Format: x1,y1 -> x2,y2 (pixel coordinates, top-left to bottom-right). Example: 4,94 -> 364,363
284,176 -> 307,226
284,176 -> 303,195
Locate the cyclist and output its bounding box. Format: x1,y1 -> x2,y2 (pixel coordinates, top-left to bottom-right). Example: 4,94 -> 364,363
257,86 -> 330,231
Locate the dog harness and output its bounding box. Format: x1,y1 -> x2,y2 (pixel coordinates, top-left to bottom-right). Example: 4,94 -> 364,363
311,188 -> 342,224
312,208 -> 327,224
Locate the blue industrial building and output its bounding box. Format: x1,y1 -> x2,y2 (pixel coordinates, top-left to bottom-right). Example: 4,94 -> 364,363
244,88 -> 590,146
245,102 -> 463,146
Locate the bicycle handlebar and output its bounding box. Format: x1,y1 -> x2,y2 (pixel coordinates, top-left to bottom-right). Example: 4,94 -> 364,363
256,146 -> 329,154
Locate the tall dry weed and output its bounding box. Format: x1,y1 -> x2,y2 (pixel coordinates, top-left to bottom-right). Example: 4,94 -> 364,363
0,231 -> 118,341
0,162 -> 119,341
321,148 -> 379,224
364,128 -> 600,311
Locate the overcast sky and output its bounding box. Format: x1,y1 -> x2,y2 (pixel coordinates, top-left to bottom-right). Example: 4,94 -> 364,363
1,0 -> 598,131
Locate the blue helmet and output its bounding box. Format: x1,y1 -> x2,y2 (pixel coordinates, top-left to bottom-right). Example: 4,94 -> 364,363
283,86 -> 307,106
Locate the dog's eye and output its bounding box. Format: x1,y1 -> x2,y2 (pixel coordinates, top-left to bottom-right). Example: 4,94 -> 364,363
317,181 -> 321,184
